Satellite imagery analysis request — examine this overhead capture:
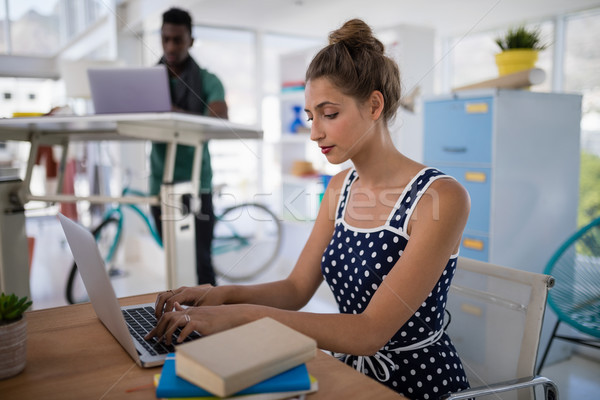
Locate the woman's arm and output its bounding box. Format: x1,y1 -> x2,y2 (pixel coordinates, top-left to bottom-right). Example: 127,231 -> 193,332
153,170 -> 345,317
149,177 -> 470,356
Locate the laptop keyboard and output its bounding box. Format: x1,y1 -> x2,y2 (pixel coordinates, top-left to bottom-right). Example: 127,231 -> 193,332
122,306 -> 201,356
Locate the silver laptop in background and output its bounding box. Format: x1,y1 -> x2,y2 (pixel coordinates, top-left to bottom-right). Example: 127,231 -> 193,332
57,213 -> 198,368
87,65 -> 171,114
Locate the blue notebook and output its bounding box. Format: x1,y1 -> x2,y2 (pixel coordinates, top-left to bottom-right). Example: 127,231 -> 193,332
156,354 -> 311,398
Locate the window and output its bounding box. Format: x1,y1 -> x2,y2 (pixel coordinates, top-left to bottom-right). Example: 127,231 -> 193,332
449,31 -> 498,90
0,3 -> 6,53
1,0 -> 108,56
564,10 -> 600,226
534,21 -> 555,92
565,10 -> 600,137
6,0 -> 60,55
192,26 -> 257,126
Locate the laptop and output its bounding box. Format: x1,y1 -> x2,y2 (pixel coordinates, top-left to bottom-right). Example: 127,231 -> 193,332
57,213 -> 200,367
87,65 -> 171,114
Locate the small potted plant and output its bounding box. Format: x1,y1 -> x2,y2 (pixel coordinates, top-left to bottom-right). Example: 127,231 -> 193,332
0,292 -> 32,379
494,25 -> 548,76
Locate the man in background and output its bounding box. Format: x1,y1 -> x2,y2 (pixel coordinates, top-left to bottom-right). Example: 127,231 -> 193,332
150,7 -> 228,285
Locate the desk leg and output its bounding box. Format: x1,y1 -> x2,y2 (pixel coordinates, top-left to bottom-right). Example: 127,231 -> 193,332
191,142 -> 202,205
20,132 -> 40,203
188,143 -> 203,222
162,142 -> 176,186
56,140 -> 69,196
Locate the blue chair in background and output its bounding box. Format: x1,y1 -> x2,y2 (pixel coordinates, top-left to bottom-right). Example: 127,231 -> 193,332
537,216 -> 600,374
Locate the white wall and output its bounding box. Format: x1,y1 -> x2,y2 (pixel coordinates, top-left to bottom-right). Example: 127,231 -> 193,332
384,25 -> 435,163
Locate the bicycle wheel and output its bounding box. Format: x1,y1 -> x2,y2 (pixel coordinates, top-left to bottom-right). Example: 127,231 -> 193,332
212,203 -> 282,282
65,214 -> 122,304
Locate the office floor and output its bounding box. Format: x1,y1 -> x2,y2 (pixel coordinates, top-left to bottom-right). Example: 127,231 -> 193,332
26,215 -> 600,400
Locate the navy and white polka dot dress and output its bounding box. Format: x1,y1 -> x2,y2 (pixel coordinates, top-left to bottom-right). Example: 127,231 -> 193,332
322,167 -> 470,400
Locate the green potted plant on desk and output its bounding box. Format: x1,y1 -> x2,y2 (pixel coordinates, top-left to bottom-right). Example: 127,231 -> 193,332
0,292 -> 32,379
494,25 -> 548,76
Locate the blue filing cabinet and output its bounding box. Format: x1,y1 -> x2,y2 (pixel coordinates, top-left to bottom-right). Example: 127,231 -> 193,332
424,89 -> 583,368
423,89 -> 582,272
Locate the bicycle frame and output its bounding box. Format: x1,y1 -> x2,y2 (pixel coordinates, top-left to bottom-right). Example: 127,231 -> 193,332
95,188 -> 163,265
212,218 -> 250,256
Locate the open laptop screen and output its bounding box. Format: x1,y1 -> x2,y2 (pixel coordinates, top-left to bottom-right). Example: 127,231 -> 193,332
87,65 -> 171,114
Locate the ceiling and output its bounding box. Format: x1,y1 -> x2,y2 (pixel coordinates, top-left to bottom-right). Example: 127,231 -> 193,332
165,0 -> 600,38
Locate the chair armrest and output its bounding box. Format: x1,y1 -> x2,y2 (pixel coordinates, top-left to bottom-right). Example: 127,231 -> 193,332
440,376 -> 558,400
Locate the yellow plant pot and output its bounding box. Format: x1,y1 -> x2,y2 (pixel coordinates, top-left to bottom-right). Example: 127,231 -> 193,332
495,49 -> 538,76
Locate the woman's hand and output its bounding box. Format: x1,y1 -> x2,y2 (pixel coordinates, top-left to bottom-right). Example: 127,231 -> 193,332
154,285 -> 225,318
145,302 -> 254,345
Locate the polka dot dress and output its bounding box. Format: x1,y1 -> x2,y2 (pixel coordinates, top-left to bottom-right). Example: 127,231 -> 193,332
322,168 -> 470,399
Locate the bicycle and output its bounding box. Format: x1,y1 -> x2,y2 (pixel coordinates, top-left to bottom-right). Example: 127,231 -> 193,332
65,187 -> 163,304
212,202 -> 282,282
65,189 -> 282,304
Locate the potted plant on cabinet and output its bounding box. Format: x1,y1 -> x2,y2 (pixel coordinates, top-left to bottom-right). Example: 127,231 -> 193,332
0,292 -> 32,379
494,25 -> 548,76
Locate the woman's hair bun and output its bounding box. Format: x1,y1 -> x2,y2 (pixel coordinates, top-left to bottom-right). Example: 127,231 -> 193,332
306,18 -> 401,124
328,19 -> 384,54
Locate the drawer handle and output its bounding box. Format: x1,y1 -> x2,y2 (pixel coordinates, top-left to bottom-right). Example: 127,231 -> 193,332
442,146 -> 467,153
465,171 -> 487,183
465,102 -> 489,113
463,238 -> 484,251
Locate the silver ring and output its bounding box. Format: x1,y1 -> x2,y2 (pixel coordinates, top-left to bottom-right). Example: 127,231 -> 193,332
184,314 -> 191,324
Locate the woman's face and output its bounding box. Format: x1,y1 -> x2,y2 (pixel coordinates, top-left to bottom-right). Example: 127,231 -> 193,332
304,78 -> 376,165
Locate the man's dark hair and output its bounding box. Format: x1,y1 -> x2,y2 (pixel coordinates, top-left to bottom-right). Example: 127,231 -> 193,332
162,7 -> 192,34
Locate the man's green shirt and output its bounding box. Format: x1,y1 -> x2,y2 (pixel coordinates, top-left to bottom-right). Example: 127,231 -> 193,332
149,67 -> 225,195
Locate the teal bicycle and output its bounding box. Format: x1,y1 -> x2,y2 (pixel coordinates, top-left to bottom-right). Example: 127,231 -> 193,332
65,192 -> 282,304
212,202 -> 282,282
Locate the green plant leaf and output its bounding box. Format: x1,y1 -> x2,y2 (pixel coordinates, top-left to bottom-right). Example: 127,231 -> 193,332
5,309 -> 21,320
0,292 -> 32,321
495,25 -> 547,50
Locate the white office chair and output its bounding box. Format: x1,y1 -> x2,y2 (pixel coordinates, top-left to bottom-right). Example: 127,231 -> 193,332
441,257 -> 559,400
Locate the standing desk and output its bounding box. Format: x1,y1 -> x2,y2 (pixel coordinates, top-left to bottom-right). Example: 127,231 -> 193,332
0,113 -> 262,298
0,293 -> 406,399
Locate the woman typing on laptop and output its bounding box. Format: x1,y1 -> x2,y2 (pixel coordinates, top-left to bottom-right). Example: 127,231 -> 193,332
146,18 -> 471,399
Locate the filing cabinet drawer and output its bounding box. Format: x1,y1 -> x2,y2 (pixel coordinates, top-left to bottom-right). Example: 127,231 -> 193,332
424,97 -> 493,165
433,165 -> 491,233
460,232 -> 489,261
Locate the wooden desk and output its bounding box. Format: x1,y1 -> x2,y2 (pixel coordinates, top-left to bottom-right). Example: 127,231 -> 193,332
0,294 -> 405,400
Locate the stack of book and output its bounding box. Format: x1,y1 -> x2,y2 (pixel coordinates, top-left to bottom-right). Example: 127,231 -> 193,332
155,317 -> 318,400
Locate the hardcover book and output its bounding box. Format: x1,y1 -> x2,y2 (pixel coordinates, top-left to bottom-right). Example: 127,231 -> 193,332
157,354 -> 312,398
175,317 -> 317,397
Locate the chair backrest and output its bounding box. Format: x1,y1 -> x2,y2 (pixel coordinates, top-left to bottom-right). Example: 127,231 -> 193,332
446,257 -> 554,398
544,216 -> 600,339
